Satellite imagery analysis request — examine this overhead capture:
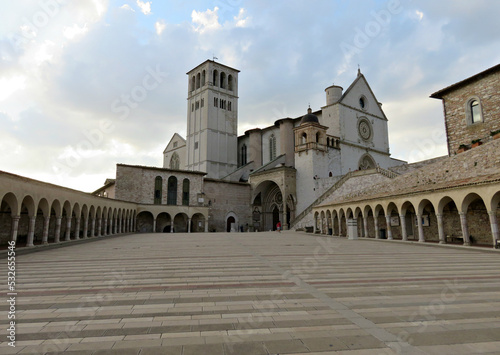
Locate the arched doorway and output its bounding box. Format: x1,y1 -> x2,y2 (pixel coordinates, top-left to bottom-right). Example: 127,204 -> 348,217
226,216 -> 235,232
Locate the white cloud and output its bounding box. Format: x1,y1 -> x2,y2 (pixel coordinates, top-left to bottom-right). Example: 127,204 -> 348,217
0,76 -> 26,102
415,10 -> 424,21
120,4 -> 135,12
191,7 -> 221,33
155,20 -> 166,35
63,23 -> 89,40
136,0 -> 152,15
234,8 -> 250,28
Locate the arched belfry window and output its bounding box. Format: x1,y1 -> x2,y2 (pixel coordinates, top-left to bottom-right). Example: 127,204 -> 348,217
241,144 -> 247,165
220,72 -> 226,89
191,76 -> 195,92
182,179 -> 190,206
167,176 -> 177,205
269,134 -> 277,161
154,176 -> 162,204
201,70 -> 206,86
196,73 -> 200,89
213,69 -> 218,86
302,133 -> 307,145
316,132 -> 320,143
228,75 -> 233,91
170,152 -> 180,170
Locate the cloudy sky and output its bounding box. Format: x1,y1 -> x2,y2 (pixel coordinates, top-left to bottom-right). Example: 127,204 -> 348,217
1,0 -> 499,192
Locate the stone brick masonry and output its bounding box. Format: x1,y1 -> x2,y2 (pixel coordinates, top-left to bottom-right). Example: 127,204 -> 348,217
435,67 -> 500,155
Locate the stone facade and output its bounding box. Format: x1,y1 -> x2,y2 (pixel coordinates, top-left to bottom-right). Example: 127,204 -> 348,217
115,164 -> 205,206
203,179 -> 251,232
431,64 -> 500,155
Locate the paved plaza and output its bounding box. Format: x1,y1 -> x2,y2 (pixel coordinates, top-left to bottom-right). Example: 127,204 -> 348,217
3,232 -> 500,354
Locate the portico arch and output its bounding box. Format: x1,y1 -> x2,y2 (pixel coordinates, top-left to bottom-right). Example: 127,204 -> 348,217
174,213 -> 189,233
156,212 -> 172,233
137,211 -> 154,233
460,193 -> 489,245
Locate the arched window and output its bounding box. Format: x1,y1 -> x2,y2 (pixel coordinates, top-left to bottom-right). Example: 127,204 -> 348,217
470,100 -> 482,124
167,176 -> 177,205
169,152 -> 180,170
269,134 -> 276,161
228,101 -> 232,111
182,179 -> 190,206
301,132 -> 307,144
228,75 -> 233,91
196,73 -> 200,89
213,69 -> 218,86
316,132 -> 320,143
191,76 -> 195,92
220,72 -> 226,89
201,70 -> 206,86
241,144 -> 247,165
154,176 -> 162,204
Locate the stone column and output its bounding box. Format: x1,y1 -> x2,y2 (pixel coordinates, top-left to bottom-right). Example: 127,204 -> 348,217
459,212 -> 471,246
90,217 -> 96,237
113,218 -> 118,234
103,218 -> 108,236
27,216 -> 36,247
416,214 -> 425,243
54,216 -> 62,243
10,216 -> 20,243
436,213 -> 445,244
74,217 -> 81,239
119,217 -> 122,233
363,216 -> 369,238
97,218 -> 102,237
108,218 -> 113,235
282,210 -> 288,231
129,217 -> 133,232
489,211 -> 499,247
42,216 -> 50,244
205,219 -> 209,233
82,216 -> 88,238
374,215 -> 379,239
152,218 -> 157,233
65,218 -> 72,241
188,218 -> 192,233
385,215 -> 393,240
313,217 -> 317,234
400,215 -> 407,241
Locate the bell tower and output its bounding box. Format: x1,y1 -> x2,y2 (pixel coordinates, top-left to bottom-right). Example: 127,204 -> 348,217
185,60 -> 239,179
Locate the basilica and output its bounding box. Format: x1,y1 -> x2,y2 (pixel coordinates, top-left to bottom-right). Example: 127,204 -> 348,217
0,61 -> 499,247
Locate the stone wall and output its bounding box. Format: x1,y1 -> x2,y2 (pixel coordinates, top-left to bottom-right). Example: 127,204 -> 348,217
440,69 -> 500,155
203,179 -> 252,232
115,164 -> 204,206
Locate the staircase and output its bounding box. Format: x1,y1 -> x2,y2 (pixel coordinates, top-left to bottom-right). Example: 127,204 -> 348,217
291,167 -> 398,230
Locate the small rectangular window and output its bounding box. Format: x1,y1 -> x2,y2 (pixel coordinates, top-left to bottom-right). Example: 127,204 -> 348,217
194,142 -> 198,149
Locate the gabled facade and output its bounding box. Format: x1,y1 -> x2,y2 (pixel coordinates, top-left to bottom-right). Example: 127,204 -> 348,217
163,133 -> 186,170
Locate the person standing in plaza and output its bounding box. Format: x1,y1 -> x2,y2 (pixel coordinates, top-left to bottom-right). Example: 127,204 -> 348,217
276,221 -> 281,232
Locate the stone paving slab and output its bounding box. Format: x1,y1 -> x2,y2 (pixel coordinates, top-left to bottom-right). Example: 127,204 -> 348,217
3,232 -> 500,354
